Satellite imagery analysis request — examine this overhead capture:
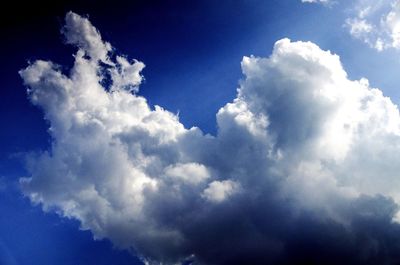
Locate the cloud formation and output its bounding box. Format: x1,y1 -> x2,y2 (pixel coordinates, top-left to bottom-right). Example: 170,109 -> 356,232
305,0 -> 400,51
20,11 -> 400,265
345,0 -> 400,51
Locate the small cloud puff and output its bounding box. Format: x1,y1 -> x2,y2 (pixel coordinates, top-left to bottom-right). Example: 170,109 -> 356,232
164,163 -> 211,185
202,180 -> 241,203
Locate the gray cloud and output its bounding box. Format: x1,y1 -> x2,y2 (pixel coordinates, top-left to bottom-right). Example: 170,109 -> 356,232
19,11 -> 400,265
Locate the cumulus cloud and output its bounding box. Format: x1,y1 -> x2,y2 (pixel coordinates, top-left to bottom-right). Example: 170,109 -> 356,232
20,11 -> 400,265
345,0 -> 400,51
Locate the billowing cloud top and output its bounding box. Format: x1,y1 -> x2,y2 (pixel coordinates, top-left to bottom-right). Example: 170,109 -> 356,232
20,11 -> 400,265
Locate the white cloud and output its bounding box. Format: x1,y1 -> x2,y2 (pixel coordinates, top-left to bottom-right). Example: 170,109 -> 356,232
20,11 -> 400,265
110,56 -> 145,92
301,0 -> 332,5
302,0 -> 329,3
345,0 -> 400,51
164,163 -> 211,185
304,0 -> 400,51
202,180 -> 241,203
346,18 -> 373,37
63,11 -> 112,62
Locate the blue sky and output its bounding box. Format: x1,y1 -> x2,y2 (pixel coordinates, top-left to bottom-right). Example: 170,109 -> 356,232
4,1 -> 400,264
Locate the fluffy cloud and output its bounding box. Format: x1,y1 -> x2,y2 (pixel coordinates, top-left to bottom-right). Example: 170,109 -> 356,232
20,11 -> 400,265
63,11 -> 112,62
345,0 -> 400,51
164,163 -> 211,185
201,180 -> 241,203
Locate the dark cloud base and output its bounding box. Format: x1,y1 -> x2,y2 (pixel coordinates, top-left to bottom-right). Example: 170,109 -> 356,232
172,195 -> 400,265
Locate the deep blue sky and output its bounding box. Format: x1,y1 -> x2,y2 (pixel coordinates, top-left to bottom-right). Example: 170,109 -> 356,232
2,0 -> 400,264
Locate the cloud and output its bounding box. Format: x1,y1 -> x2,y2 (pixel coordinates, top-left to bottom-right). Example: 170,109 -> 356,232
164,163 -> 211,185
304,0 -> 400,51
344,0 -> 400,51
63,11 -> 112,62
301,0 -> 330,4
201,180 -> 241,203
20,11 -> 400,265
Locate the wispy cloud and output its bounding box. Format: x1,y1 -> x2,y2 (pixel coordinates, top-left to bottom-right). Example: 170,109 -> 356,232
301,0 -> 331,4
304,0 -> 400,51
344,0 -> 400,51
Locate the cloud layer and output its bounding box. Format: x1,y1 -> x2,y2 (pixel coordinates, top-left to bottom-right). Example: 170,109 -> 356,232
20,11 -> 400,265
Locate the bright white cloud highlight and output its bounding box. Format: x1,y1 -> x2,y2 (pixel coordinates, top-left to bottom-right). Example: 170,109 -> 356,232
63,11 -> 112,62
202,180 -> 240,203
20,11 -> 400,265
164,163 -> 211,185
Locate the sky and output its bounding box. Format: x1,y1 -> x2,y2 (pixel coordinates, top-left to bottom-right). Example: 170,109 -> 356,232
4,0 -> 400,264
